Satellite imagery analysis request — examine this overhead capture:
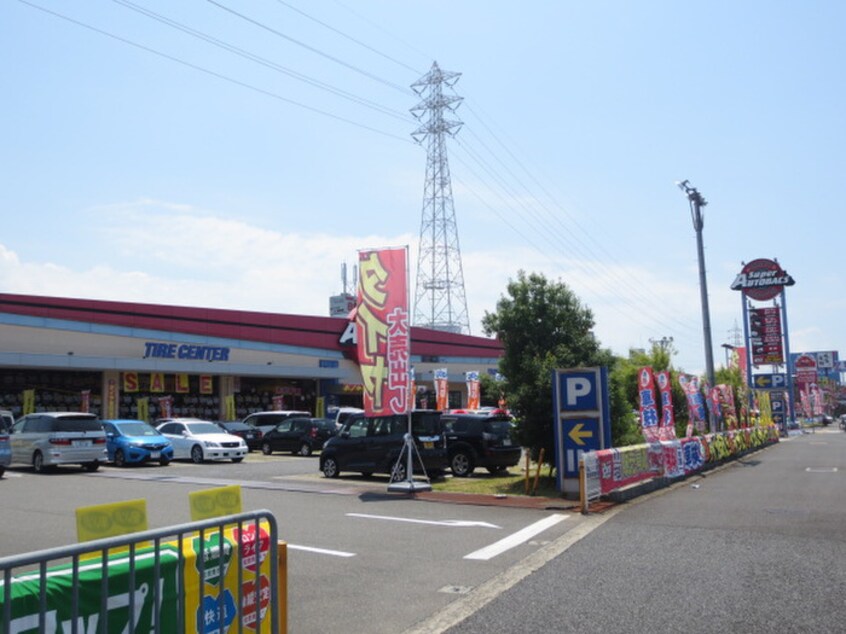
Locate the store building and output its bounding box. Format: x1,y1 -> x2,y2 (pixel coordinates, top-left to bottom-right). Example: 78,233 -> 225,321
0,293 -> 503,421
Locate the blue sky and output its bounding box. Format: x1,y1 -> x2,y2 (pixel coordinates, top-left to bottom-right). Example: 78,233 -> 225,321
2,0 -> 844,376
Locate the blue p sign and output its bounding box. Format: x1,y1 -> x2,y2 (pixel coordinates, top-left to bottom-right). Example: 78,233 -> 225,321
559,371 -> 598,412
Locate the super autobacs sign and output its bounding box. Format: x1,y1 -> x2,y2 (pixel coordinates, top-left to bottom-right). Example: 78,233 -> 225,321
143,342 -> 230,362
730,258 -> 795,301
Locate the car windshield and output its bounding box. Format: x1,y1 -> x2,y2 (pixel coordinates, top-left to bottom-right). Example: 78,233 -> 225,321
116,422 -> 159,436
186,422 -> 225,435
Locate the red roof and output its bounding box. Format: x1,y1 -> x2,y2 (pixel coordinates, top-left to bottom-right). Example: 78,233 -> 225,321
0,293 -> 503,359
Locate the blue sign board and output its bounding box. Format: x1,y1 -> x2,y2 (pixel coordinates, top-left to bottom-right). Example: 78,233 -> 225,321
552,367 -> 611,490
752,373 -> 787,390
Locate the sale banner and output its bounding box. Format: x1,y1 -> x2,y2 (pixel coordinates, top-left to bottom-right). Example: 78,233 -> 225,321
638,367 -> 660,442
355,248 -> 410,416
434,368 -> 449,412
655,371 -> 676,441
678,374 -> 706,436
465,371 -> 480,411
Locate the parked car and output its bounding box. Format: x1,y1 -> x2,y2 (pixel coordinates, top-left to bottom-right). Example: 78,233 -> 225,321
217,421 -> 263,451
101,419 -> 173,467
241,410 -> 311,437
9,412 -> 107,473
156,418 -> 247,464
1,409 -> 14,433
319,410 -> 447,480
440,410 -> 522,477
328,406 -> 364,431
260,417 -> 336,456
0,427 -> 10,478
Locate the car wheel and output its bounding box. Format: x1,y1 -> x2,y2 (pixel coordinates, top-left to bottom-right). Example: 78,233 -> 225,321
83,461 -> 100,472
33,451 -> 45,473
0,466 -> 5,478
190,445 -> 204,464
114,449 -> 126,467
450,451 -> 475,477
390,461 -> 407,482
159,456 -> 171,466
298,442 -> 312,457
261,442 -> 273,455
322,456 -> 340,478
232,457 -> 244,463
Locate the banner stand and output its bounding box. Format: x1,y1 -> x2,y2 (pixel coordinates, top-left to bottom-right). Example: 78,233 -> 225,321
387,413 -> 432,493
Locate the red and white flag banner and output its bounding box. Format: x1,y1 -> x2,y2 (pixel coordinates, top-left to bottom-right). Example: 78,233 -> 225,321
356,248 -> 410,416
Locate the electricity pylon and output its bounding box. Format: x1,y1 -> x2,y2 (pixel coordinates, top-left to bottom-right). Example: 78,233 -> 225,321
410,62 -> 470,335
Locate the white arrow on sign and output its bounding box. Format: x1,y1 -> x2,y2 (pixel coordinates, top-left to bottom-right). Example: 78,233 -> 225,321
346,513 -> 501,529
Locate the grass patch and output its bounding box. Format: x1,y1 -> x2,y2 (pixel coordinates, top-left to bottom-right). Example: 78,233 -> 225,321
432,464 -> 562,498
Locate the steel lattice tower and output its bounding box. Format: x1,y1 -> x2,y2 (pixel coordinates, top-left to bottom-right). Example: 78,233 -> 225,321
411,62 -> 470,335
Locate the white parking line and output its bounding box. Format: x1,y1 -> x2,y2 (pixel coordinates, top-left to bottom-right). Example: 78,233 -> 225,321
347,513 -> 501,529
464,514 -> 569,561
288,544 -> 356,558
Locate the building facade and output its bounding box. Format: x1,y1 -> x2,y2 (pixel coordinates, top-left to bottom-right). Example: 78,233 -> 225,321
0,293 -> 503,421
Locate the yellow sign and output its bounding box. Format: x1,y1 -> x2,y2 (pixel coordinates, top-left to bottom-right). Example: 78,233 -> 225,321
76,498 -> 148,542
189,485 -> 243,521
567,422 -> 593,446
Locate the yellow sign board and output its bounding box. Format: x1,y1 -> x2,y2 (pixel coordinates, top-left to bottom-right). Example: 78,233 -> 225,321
75,498 -> 148,542
189,485 -> 243,521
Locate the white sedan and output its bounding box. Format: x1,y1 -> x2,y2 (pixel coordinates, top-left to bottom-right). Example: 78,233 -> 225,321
156,418 -> 247,463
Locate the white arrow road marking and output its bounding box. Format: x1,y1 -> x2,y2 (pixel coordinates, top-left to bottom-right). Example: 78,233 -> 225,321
464,514 -> 569,561
288,545 -> 356,558
346,513 -> 501,529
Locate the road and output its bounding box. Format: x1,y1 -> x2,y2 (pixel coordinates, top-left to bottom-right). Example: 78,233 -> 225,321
2,431 -> 843,633
429,429 -> 846,634
0,451 -> 578,633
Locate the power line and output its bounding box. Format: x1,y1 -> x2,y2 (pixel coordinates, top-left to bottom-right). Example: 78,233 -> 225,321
206,0 -> 414,96
18,0 -> 411,142
272,0 -> 423,75
111,0 -> 414,124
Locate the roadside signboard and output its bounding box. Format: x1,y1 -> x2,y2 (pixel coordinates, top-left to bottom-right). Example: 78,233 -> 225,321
752,374 -> 787,390
552,367 -> 611,492
749,307 -> 784,365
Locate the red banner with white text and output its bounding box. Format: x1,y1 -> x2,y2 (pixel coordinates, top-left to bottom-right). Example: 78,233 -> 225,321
356,248 -> 410,416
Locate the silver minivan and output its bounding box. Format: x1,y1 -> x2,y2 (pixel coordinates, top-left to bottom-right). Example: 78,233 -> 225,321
10,412 -> 107,473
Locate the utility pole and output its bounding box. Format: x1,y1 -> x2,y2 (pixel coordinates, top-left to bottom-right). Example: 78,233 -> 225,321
677,180 -> 717,431
410,62 -> 470,335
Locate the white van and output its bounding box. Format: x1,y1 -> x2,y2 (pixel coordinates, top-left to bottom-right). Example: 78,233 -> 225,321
0,410 -> 14,433
10,412 -> 107,473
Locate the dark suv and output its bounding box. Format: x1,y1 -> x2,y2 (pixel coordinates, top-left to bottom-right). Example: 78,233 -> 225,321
261,417 -> 336,456
440,411 -> 522,477
319,410 -> 447,480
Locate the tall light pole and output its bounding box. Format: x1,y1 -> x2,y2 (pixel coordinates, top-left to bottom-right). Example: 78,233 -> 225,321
677,180 -> 717,431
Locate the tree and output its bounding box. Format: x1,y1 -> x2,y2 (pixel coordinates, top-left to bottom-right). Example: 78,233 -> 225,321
482,271 -> 606,463
614,341 -> 694,442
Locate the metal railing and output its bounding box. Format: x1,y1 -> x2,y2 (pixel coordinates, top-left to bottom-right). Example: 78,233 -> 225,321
1,509 -> 285,634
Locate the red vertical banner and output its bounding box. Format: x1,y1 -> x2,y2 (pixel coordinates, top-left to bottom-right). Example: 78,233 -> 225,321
656,370 -> 676,440
465,371 -> 480,411
157,395 -> 173,419
80,390 -> 91,414
408,367 -> 417,411
638,367 -> 660,442
356,248 -> 410,416
272,395 -> 285,410
434,368 -> 449,411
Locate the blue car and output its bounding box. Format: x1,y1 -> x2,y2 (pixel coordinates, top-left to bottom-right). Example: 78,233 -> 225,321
102,419 -> 173,467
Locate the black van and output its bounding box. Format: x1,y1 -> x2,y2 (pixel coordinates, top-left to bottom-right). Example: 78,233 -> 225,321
319,410 -> 447,480
440,410 -> 522,477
